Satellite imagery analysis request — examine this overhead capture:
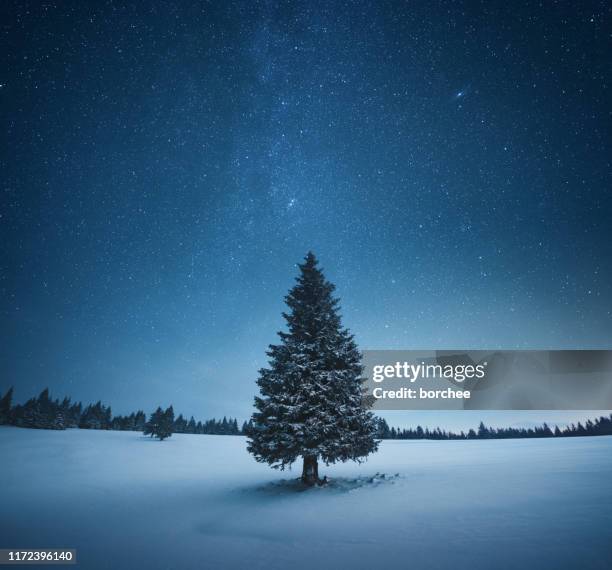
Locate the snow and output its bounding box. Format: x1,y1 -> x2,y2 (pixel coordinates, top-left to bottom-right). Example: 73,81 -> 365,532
1,426 -> 611,569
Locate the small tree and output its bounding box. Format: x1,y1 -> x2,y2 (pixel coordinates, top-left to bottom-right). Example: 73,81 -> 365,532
0,387 -> 14,425
134,411 -> 146,431
186,416 -> 197,434
174,414 -> 188,433
248,252 -> 378,485
158,406 -> 174,440
477,421 -> 490,439
144,406 -> 174,441
144,407 -> 163,438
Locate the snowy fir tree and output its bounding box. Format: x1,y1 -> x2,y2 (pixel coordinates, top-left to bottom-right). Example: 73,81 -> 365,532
144,407 -> 163,438
186,416 -> 197,433
6,388 -> 66,430
158,405 -> 175,440
174,414 -> 188,433
477,421 -> 490,439
0,386 -> 13,425
79,401 -> 112,430
248,252 -> 378,485
144,406 -> 174,440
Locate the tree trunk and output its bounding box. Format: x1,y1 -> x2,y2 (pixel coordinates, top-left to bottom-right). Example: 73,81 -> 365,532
301,455 -> 319,485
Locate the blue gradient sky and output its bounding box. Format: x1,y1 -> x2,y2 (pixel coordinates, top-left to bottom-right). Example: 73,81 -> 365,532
2,1 -> 610,429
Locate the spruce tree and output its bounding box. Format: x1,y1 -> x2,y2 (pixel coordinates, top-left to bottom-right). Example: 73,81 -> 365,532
144,406 -> 174,440
248,252 -> 378,485
375,417 -> 391,439
186,416 -> 196,434
158,406 -> 174,440
477,421 -> 489,439
144,407 -> 163,437
0,387 -> 13,425
34,388 -> 53,429
174,414 -> 188,433
134,410 -> 146,431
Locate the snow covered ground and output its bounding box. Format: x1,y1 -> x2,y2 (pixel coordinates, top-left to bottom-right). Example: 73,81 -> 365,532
1,427 -> 611,570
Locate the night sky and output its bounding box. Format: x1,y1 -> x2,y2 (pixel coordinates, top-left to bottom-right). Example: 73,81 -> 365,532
2,1 -> 611,429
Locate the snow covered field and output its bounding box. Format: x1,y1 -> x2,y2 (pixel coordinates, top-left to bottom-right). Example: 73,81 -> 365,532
1,427 -> 611,570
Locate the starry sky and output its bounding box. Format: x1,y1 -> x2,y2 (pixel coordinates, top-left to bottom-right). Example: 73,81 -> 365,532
2,1 -> 611,430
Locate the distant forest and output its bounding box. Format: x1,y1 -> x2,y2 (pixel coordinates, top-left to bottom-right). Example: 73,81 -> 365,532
1,387 -> 611,440
0,387 -> 245,435
374,415 -> 612,439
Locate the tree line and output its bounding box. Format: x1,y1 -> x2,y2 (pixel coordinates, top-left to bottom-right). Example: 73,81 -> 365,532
0,387 -> 245,437
375,416 -> 612,440
1,386 -> 610,443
